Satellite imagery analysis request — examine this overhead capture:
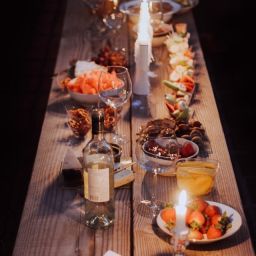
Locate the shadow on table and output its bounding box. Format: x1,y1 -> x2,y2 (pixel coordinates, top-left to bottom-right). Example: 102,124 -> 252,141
132,95 -> 153,119
38,174 -> 84,224
47,94 -> 95,116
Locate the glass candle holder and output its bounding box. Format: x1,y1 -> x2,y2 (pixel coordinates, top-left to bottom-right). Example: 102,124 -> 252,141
171,230 -> 189,256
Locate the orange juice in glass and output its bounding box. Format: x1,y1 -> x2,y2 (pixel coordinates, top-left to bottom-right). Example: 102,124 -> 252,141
176,158 -> 219,196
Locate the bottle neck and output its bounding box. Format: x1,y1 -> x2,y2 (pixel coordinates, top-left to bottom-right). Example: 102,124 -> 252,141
91,109 -> 105,138
92,131 -> 105,141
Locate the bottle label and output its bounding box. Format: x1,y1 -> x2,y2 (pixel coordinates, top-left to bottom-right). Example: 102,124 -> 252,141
86,168 -> 110,202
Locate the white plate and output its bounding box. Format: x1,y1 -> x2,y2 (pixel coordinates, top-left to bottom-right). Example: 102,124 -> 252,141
142,137 -> 199,166
156,200 -> 242,244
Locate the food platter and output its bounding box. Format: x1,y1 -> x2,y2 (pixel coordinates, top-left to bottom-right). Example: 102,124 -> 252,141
156,200 -> 242,244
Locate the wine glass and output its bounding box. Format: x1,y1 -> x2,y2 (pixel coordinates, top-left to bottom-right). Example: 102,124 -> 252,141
82,0 -> 110,45
102,0 -> 126,50
135,137 -> 180,218
98,66 -> 132,144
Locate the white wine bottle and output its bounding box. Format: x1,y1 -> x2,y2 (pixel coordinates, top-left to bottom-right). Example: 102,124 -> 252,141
83,109 -> 115,229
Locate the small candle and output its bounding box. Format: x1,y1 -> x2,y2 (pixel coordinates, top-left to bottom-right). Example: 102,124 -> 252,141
175,190 -> 187,233
172,190 -> 189,256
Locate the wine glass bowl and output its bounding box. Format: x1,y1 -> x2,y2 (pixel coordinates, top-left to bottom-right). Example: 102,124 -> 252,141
98,66 -> 132,144
102,0 -> 126,50
136,137 -> 180,174
103,11 -> 125,31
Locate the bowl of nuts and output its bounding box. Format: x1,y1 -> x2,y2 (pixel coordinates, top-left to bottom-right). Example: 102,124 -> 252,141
66,108 -> 91,138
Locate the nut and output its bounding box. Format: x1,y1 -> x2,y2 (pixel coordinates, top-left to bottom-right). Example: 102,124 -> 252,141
191,136 -> 203,147
181,134 -> 191,140
191,120 -> 202,128
190,129 -> 203,138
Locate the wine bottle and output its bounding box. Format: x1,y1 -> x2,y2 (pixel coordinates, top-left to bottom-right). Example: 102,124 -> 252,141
83,109 -> 115,229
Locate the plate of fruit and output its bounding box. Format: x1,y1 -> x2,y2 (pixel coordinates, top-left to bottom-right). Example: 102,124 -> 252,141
156,198 -> 242,244
57,61 -> 124,104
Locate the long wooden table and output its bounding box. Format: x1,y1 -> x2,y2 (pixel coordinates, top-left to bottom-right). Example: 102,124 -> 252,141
13,0 -> 255,255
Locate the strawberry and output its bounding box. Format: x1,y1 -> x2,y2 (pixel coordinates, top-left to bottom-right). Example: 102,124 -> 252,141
188,198 -> 209,212
211,214 -> 222,225
180,142 -> 195,157
200,216 -> 211,234
161,207 -> 176,228
185,207 -> 193,225
206,225 -> 222,239
188,229 -> 203,240
187,210 -> 205,229
204,205 -> 220,217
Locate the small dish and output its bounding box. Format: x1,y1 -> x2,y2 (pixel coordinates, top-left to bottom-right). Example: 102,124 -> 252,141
119,0 -> 181,25
156,200 -> 242,244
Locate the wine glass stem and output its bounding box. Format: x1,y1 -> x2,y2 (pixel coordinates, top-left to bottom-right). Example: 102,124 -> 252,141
113,107 -> 119,135
111,30 -> 119,50
151,168 -> 158,218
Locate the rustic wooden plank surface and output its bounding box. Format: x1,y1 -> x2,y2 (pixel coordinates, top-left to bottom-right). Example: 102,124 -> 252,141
13,0 -> 131,255
131,11 -> 254,256
13,0 -> 255,255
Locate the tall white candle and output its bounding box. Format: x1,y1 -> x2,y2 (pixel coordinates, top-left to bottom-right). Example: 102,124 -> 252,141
133,0 -> 153,95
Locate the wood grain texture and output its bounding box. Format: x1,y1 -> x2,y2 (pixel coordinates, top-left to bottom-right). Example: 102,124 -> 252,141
131,12 -> 255,256
13,0 -> 131,255
13,0 -> 255,255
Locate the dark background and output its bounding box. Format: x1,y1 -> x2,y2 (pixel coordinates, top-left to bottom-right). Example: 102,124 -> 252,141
2,0 -> 255,255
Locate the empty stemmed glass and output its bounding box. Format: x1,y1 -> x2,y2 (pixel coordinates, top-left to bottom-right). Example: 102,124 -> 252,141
98,66 -> 132,144
102,0 -> 126,50
135,137 -> 180,218
82,0 -> 109,44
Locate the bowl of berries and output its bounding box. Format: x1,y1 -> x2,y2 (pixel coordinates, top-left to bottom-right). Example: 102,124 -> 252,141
157,198 -> 242,244
142,137 -> 199,166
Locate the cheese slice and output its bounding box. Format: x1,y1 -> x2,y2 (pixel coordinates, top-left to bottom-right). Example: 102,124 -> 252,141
75,61 -> 106,77
114,169 -> 135,188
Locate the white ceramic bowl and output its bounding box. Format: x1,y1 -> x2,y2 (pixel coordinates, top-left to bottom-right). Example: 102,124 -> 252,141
119,0 -> 181,25
68,89 -> 99,104
142,137 -> 199,166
